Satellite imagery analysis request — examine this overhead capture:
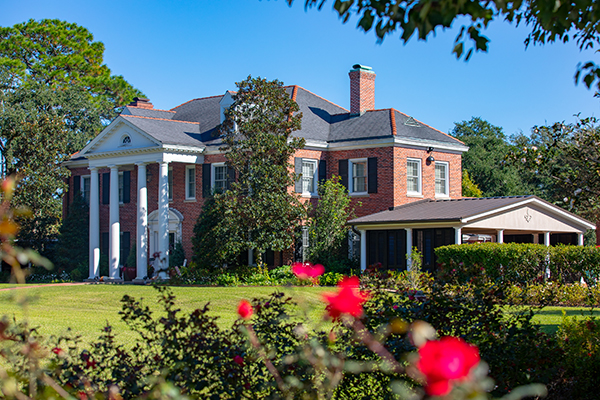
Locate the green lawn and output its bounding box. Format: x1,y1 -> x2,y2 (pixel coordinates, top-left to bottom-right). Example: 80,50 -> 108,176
0,284 -> 331,346
1,283 -> 597,346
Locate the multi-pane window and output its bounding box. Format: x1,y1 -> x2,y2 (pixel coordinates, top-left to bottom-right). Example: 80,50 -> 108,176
435,162 -> 449,196
186,166 -> 196,200
82,176 -> 91,204
302,160 -> 317,194
213,164 -> 228,193
350,159 -> 367,193
302,226 -> 310,262
407,159 -> 421,194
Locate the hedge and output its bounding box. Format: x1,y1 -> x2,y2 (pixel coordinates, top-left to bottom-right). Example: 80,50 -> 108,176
435,243 -> 600,286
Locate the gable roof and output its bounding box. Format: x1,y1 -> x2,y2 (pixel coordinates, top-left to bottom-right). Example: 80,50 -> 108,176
349,196 -> 595,230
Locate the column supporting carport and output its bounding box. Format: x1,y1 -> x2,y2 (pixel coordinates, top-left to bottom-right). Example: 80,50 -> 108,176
406,228 -> 412,270
360,230 -> 367,271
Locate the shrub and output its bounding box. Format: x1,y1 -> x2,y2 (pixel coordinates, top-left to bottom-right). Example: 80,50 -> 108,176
556,314 -> 600,398
436,242 -> 600,286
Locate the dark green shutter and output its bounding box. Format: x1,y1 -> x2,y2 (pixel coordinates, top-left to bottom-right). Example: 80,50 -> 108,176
73,176 -> 81,195
123,171 -> 131,203
294,157 -> 302,193
318,160 -> 327,183
102,173 -> 110,204
227,167 -> 235,190
202,163 -> 211,197
367,157 -> 378,193
338,160 -> 348,189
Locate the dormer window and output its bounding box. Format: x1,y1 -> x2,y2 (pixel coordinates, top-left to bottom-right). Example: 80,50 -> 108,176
121,135 -> 131,146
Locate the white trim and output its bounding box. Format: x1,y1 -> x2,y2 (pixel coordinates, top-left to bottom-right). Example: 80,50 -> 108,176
406,158 -> 422,195
434,161 -> 449,197
168,166 -> 173,201
460,197 -> 596,229
185,165 -> 196,200
349,158 -> 368,195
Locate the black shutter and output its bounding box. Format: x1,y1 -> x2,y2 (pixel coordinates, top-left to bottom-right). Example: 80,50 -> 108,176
318,160 -> 327,183
101,232 -> 109,255
102,173 -> 110,204
73,176 -> 81,195
338,159 -> 348,189
121,232 -> 131,266
227,166 -> 235,190
202,163 -> 211,198
294,157 -> 302,193
123,171 -> 131,203
367,157 -> 378,193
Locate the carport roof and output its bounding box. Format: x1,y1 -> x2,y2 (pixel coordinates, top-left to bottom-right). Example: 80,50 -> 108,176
348,196 -> 595,230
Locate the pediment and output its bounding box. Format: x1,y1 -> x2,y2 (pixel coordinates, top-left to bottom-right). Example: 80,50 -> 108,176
79,117 -> 160,156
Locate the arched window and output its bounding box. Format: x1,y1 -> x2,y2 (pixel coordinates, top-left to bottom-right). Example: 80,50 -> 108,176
121,135 -> 131,145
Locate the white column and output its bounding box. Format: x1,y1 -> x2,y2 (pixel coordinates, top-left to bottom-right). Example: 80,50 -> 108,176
544,231 -> 551,279
109,165 -> 120,279
136,163 -> 148,281
88,167 -> 100,279
360,230 -> 367,271
578,233 -> 585,246
406,228 -> 413,271
455,227 -> 462,245
158,161 -> 169,277
544,231 -> 551,247
497,229 -> 504,243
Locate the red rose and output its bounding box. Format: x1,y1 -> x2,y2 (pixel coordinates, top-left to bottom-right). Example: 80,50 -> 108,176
233,355 -> 244,366
52,347 -> 63,355
291,262 -> 325,280
416,337 -> 480,396
237,300 -> 253,320
322,276 -> 369,320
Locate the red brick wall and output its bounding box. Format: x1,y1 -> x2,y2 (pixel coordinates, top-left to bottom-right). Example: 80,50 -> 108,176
65,145 -> 464,266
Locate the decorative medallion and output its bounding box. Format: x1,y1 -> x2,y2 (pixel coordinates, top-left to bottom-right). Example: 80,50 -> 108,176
524,208 -> 532,223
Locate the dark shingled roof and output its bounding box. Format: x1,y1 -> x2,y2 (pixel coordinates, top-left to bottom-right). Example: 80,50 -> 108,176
113,84 -> 466,149
349,196 -> 537,224
121,115 -> 204,148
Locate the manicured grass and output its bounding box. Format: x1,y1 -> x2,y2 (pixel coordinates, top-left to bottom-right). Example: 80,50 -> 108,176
2,283 -> 598,346
0,284 -> 331,346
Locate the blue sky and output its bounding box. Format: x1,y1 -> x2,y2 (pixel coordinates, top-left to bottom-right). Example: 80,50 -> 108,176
2,0 -> 598,137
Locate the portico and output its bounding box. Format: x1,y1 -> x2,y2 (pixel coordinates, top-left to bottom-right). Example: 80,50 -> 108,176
70,114 -> 204,281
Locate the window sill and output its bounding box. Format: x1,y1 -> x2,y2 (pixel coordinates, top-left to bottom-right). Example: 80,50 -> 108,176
407,193 -> 423,198
350,192 -> 369,198
435,194 -> 450,199
301,193 -> 318,198
184,198 -> 197,202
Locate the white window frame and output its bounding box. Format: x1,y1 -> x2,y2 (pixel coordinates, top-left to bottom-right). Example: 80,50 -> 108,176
81,175 -> 91,204
185,165 -> 196,200
118,172 -> 124,204
435,161 -> 449,197
407,158 -> 422,195
301,159 -> 318,196
211,162 -> 228,193
349,158 -> 368,195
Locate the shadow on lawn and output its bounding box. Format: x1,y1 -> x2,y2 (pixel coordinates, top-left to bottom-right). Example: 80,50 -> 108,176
534,307 -> 600,334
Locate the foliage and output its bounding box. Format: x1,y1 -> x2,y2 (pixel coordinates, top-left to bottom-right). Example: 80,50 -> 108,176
318,271 -> 345,286
53,193 -> 89,275
436,242 -> 600,286
509,116 -> 600,223
450,117 -> 536,197
0,19 -> 142,250
461,170 -> 483,197
191,196 -> 236,269
293,0 -> 600,92
217,75 -> 307,260
169,241 -> 185,268
307,176 -> 358,269
506,283 -> 600,307
556,314 -> 600,398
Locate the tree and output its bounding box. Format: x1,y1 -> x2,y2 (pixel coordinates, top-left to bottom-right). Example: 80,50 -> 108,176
53,193 -> 89,279
451,117 -> 535,197
0,19 -> 142,250
307,175 -> 359,272
217,76 -> 307,262
293,0 -> 600,92
461,170 -> 483,198
509,117 -> 600,241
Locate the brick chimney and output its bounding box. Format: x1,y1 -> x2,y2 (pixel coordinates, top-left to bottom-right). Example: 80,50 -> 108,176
129,97 -> 153,109
349,64 -> 375,115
